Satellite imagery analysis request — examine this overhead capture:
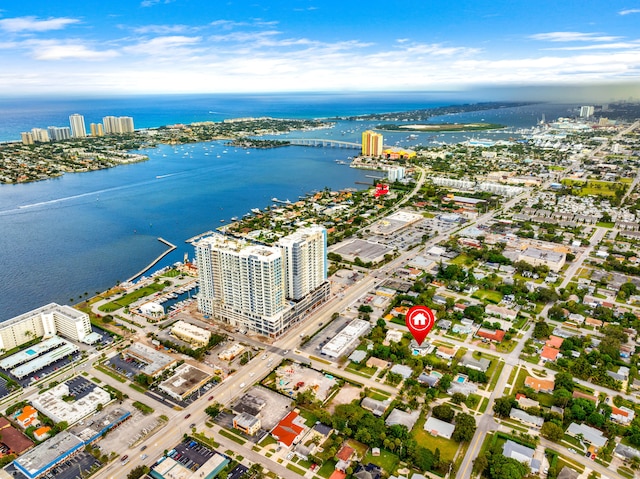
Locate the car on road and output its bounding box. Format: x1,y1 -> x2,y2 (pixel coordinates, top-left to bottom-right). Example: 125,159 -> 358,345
121,455 -> 129,462
208,396 -> 214,400
184,413 -> 191,419
240,382 -> 246,388
568,448 -> 576,454
140,454 -> 148,460
283,350 -> 289,354
189,423 -> 195,428
262,354 -> 267,359
140,445 -> 147,451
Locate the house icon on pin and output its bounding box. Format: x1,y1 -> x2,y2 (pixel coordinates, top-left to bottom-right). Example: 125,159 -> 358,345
413,312 -> 427,326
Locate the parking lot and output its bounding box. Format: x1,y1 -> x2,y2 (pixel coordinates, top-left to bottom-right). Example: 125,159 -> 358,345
65,376 -> 96,399
228,464 -> 249,479
106,354 -> 145,379
168,438 -> 226,471
98,409 -> 162,451
6,451 -> 101,479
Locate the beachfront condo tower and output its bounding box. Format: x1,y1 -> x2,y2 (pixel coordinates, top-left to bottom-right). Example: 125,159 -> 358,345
362,130 -> 383,157
69,114 -> 87,138
195,226 -> 329,337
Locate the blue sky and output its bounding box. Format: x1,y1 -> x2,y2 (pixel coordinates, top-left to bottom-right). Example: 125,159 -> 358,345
1,0 -> 639,97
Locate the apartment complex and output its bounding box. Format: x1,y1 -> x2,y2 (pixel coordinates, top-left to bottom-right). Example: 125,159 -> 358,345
69,114 -> 87,138
0,303 -> 93,351
195,226 -> 329,337
361,130 -> 384,157
102,116 -> 135,134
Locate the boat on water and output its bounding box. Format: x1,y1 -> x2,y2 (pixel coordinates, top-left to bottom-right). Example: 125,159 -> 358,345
231,216 -> 239,221
251,208 -> 261,214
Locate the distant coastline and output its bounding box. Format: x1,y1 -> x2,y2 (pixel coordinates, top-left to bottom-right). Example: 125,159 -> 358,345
375,122 -> 505,132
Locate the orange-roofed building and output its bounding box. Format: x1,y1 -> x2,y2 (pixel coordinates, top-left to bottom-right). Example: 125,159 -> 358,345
33,426 -> 51,441
541,346 -> 560,362
524,376 -> 554,393
271,411 -> 306,448
572,390 -> 598,403
336,445 -> 355,462
16,406 -> 39,429
546,336 -> 564,349
329,471 -> 347,479
0,417 -> 33,455
476,328 -> 506,342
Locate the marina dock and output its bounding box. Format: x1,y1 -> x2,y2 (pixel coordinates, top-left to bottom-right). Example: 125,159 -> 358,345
127,237 -> 177,282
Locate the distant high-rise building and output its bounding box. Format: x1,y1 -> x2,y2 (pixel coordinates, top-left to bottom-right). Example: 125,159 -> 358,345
30,128 -> 50,143
90,123 -> 104,137
69,114 -> 87,138
195,226 -> 329,337
362,130 -> 383,157
47,126 -> 71,141
277,226 -> 327,301
103,116 -> 134,134
119,116 -> 134,133
21,132 -> 34,145
580,106 -> 594,118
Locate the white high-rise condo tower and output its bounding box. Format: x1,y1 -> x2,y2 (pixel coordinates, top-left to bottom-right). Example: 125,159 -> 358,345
69,114 -> 86,138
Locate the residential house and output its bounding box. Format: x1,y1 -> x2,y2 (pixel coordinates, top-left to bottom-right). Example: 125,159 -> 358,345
0,417 -> 33,455
33,426 -> 51,441
390,364 -> 413,379
348,350 -> 367,364
572,390 -> 598,403
515,394 -> 539,409
423,417 -> 455,439
417,372 -> 440,387
361,397 -> 390,417
436,346 -> 456,360
502,440 -> 539,472
366,357 -> 389,370
385,409 -> 420,431
566,423 -> 607,449
15,406 -> 39,429
524,376 -> 554,393
509,408 -> 544,428
271,411 -> 306,448
335,445 -> 355,472
353,463 -> 382,479
545,336 -> 564,349
611,406 -> 635,425
540,346 -> 561,362
614,444 -> 640,461
460,353 -> 490,372
486,304 -> 518,321
476,327 -> 506,342
557,466 -> 580,479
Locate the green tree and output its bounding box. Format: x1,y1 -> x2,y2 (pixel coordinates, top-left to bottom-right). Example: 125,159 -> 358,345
488,454 -> 529,479
540,422 -> 564,442
432,404 -> 454,422
205,403 -> 222,419
493,396 -> 516,418
452,413 -> 476,442
127,465 -> 150,479
532,321 -> 551,339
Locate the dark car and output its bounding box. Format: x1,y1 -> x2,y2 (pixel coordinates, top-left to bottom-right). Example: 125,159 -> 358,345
208,396 -> 214,400
184,413 -> 191,419
140,445 -> 147,451
121,455 -> 129,462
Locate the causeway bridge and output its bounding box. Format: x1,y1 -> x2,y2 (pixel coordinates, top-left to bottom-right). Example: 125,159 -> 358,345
288,138 -> 361,149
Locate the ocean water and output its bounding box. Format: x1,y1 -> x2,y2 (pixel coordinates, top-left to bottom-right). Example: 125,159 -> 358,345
0,93 -> 576,321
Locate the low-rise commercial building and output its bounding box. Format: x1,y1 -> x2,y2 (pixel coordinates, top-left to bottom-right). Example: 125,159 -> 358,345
171,320 -> 211,347
517,247 -> 566,272
123,342 -> 177,377
233,413 -> 261,436
32,381 -> 111,425
321,319 -> 370,359
158,363 -> 211,401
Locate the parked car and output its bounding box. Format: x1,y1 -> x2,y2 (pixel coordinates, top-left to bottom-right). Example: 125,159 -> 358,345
184,413 -> 191,419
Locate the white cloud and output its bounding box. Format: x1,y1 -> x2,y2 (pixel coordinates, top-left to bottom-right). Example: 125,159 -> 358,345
0,16 -> 79,33
543,41 -> 640,51
619,9 -> 640,15
123,35 -> 202,57
140,0 -> 175,7
132,24 -> 194,34
26,40 -> 119,60
530,31 -> 621,42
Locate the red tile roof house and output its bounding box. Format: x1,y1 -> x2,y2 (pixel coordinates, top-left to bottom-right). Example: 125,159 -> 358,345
271,411 -> 306,448
545,336 -> 564,349
476,327 -> 505,343
540,346 -> 561,362
0,417 -> 34,455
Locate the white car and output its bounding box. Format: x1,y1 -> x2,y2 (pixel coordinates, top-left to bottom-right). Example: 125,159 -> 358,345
239,382 -> 246,388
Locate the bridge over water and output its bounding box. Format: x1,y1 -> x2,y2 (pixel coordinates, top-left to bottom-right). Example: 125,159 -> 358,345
288,138 -> 362,149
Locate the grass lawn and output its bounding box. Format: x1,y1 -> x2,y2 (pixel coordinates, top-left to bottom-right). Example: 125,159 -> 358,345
317,459 -> 337,478
98,282 -> 165,312
479,397 -> 489,413
537,393 -> 554,407
363,449 -> 399,472
471,290 -> 503,304
450,254 -> 474,266
345,362 -> 377,378
129,383 -> 147,393
512,367 -> 529,393
219,428 -> 246,445
286,463 -> 306,476
488,360 -> 505,391
95,364 -> 126,383
413,413 -> 460,462
299,409 -> 319,427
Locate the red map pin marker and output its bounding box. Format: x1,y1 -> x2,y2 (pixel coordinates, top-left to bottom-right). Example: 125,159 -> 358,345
406,305 -> 435,346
